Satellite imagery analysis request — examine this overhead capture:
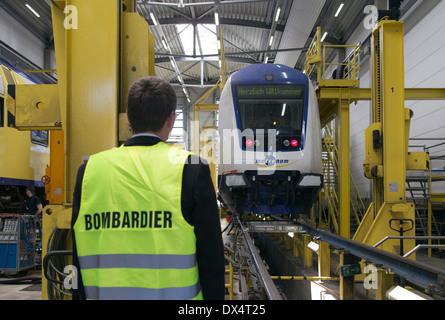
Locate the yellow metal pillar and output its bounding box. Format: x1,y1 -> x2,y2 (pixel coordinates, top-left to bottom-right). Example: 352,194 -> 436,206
339,253 -> 355,300
318,241 -> 330,278
201,126 -> 218,191
303,235 -> 313,267
338,97 -> 351,239
375,269 -> 396,300
355,20 -> 416,256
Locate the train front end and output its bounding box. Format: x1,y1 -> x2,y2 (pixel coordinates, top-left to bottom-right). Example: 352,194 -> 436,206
218,64 -> 322,216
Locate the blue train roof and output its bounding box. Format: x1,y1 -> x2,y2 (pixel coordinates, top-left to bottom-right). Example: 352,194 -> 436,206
230,64 -> 308,86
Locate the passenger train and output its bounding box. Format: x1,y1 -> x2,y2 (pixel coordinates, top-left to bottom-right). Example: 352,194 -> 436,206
0,58 -> 50,212
218,64 -> 322,216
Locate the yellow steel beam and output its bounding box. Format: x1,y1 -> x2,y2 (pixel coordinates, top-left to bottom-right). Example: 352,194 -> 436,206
318,87 -> 445,102
338,98 -> 351,238
23,69 -> 57,73
431,194 -> 445,203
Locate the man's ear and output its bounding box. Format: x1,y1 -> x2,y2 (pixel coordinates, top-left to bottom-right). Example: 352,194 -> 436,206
168,111 -> 176,127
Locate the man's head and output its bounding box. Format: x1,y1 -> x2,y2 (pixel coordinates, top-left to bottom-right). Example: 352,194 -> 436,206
126,76 -> 177,136
26,186 -> 35,197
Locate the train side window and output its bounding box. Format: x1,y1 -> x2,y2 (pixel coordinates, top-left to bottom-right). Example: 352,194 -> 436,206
1,66 -> 15,86
31,130 -> 49,147
0,97 -> 3,127
0,72 -> 5,95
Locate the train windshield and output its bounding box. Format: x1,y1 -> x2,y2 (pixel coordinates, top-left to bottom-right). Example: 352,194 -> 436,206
235,84 -> 305,135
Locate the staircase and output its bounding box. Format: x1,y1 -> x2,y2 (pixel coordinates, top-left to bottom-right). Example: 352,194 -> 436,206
319,126 -> 366,235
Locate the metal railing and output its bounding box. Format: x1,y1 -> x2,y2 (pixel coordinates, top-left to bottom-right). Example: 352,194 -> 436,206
305,27 -> 361,88
319,125 -> 366,234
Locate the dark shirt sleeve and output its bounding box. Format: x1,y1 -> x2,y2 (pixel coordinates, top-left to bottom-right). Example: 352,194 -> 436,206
71,162 -> 86,300
182,155 -> 226,300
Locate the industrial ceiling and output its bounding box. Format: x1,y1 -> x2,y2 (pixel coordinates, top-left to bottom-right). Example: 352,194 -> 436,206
1,0 -> 423,102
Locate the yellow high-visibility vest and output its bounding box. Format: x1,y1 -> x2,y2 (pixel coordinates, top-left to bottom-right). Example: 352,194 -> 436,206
73,142 -> 203,300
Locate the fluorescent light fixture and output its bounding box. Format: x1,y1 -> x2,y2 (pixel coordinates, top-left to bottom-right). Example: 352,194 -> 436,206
149,12 -> 158,26
387,286 -> 428,300
264,56 -> 269,64
225,175 -> 247,187
335,3 -> 344,17
215,12 -> 219,26
25,3 -> 40,18
298,175 -> 322,187
281,104 -> 287,117
162,38 -> 168,50
321,32 -> 328,42
269,35 -> 274,46
275,7 -> 281,22
307,241 -> 319,254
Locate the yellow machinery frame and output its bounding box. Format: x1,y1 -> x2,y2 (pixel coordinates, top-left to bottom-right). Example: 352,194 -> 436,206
7,0 -> 155,299
305,20 -> 445,299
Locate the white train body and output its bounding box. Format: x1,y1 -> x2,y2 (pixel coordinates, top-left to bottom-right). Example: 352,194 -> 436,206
218,64 -> 322,215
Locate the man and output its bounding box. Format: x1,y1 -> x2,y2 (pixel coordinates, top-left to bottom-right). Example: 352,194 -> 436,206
23,186 -> 43,216
71,76 -> 225,300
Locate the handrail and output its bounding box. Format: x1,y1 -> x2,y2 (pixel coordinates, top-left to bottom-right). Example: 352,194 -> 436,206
374,236 -> 445,248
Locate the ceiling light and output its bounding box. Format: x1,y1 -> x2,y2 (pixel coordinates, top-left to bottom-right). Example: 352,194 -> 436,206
25,3 -> 40,18
269,35 -> 274,47
275,7 -> 281,22
321,32 -> 328,42
149,12 -> 158,26
162,38 -> 168,50
264,56 -> 269,64
215,12 -> 219,26
335,3 -> 344,17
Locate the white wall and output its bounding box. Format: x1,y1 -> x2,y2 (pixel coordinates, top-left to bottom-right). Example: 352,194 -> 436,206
0,6 -> 46,68
342,0 -> 445,197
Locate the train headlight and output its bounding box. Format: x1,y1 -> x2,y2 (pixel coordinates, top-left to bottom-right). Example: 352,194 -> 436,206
297,174 -> 322,187
225,173 -> 250,188
283,139 -> 290,147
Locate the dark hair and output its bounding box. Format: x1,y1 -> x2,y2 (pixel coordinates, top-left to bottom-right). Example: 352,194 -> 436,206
126,76 -> 177,133
26,186 -> 36,195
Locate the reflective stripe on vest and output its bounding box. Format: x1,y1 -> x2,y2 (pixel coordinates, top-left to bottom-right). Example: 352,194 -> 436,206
74,142 -> 203,300
78,253 -> 197,270
84,282 -> 201,300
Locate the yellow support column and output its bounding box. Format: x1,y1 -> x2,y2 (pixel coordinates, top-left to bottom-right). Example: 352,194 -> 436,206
318,241 -> 330,278
355,20 -> 416,256
303,235 -> 313,267
338,97 -> 351,239
339,253 -> 355,300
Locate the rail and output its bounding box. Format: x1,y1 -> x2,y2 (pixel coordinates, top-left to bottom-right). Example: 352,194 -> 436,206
297,220 -> 445,294
235,215 -> 283,300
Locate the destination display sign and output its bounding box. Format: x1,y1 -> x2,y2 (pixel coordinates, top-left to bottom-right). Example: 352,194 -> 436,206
236,84 -> 304,100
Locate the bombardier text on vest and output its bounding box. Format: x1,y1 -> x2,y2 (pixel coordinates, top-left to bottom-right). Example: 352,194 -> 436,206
84,211 -> 173,231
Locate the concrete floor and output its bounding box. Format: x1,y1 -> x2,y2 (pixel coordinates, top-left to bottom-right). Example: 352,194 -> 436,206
0,270 -> 41,300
